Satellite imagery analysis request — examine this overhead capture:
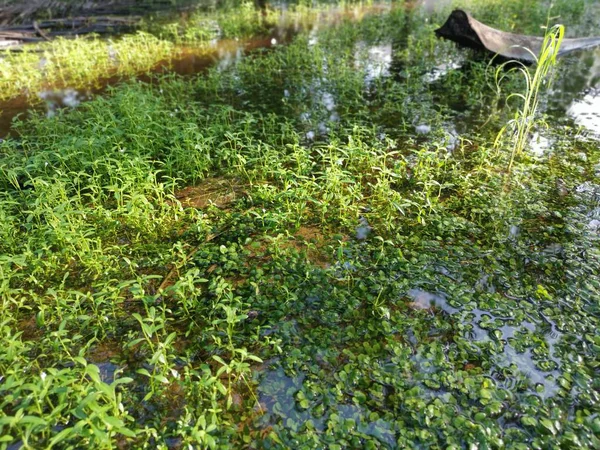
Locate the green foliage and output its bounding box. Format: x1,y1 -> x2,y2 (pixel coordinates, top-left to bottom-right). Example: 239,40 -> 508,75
0,0 -> 599,448
0,33 -> 173,102
494,23 -> 565,171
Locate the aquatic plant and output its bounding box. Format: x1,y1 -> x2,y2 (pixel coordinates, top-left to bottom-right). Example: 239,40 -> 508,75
494,23 -> 565,171
0,1 -> 599,448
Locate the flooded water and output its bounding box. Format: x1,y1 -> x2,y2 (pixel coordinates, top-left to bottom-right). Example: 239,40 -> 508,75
257,365 -> 396,446
3,2 -> 600,447
407,288 -> 459,314
568,87 -> 600,135
2,1 -> 600,139
0,2 -> 396,137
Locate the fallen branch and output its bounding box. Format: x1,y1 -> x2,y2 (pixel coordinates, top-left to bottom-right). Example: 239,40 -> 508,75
32,21 -> 50,41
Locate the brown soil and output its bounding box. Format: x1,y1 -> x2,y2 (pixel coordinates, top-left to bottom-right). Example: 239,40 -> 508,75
174,177 -> 245,209
87,338 -> 122,362
245,225 -> 332,268
18,314 -> 42,340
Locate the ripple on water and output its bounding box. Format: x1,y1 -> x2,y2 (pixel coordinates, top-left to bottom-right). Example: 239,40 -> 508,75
568,87 -> 600,136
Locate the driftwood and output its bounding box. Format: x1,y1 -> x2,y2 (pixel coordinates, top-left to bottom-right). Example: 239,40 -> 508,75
436,9 -> 600,62
0,16 -> 142,47
0,0 -> 196,26
0,0 -> 202,48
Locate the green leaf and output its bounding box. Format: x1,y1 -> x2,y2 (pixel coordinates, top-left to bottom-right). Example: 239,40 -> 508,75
103,416 -> 125,428
19,416 -> 47,426
136,368 -> 152,378
73,356 -> 87,367
112,377 -> 134,386
521,416 -> 537,427
540,418 -> 556,435
49,427 -> 76,448
479,388 -> 493,400
85,364 -> 101,384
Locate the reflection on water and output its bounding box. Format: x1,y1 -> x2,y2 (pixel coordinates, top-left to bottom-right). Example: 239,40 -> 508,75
408,284 -> 566,401
422,58 -> 463,83
354,42 -> 393,83
529,132 -> 553,156
551,49 -> 600,136
257,367 -> 322,431
568,88 -> 600,135
335,405 -> 395,446
95,362 -> 121,384
464,309 -> 562,399
407,288 -> 459,314
39,88 -> 84,118
494,346 -> 559,399
573,181 -> 600,233
415,0 -> 453,14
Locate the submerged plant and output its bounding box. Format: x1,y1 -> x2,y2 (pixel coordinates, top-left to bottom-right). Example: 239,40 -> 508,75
494,23 -> 564,171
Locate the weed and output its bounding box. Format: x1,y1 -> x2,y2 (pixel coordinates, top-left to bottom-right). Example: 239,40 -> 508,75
494,24 -> 565,171
0,1 -> 599,448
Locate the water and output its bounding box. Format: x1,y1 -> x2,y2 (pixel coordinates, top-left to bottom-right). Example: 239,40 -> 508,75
4,2 -> 600,446
405,283 -> 566,401
95,361 -> 121,383
0,2 -> 399,137
407,288 -> 459,315
568,87 -> 600,136
257,367 -> 325,431
257,366 -> 396,446
355,41 -> 393,84
552,48 -> 600,137
3,2 -> 599,141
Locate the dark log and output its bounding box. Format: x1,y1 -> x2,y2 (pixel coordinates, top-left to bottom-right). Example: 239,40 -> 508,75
436,10 -> 600,62
0,32 -> 44,42
0,1 -> 199,27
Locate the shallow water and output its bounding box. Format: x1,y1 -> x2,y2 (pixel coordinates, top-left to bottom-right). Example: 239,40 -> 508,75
3,1 -> 600,448
0,2 -> 397,137
3,1 -> 599,140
